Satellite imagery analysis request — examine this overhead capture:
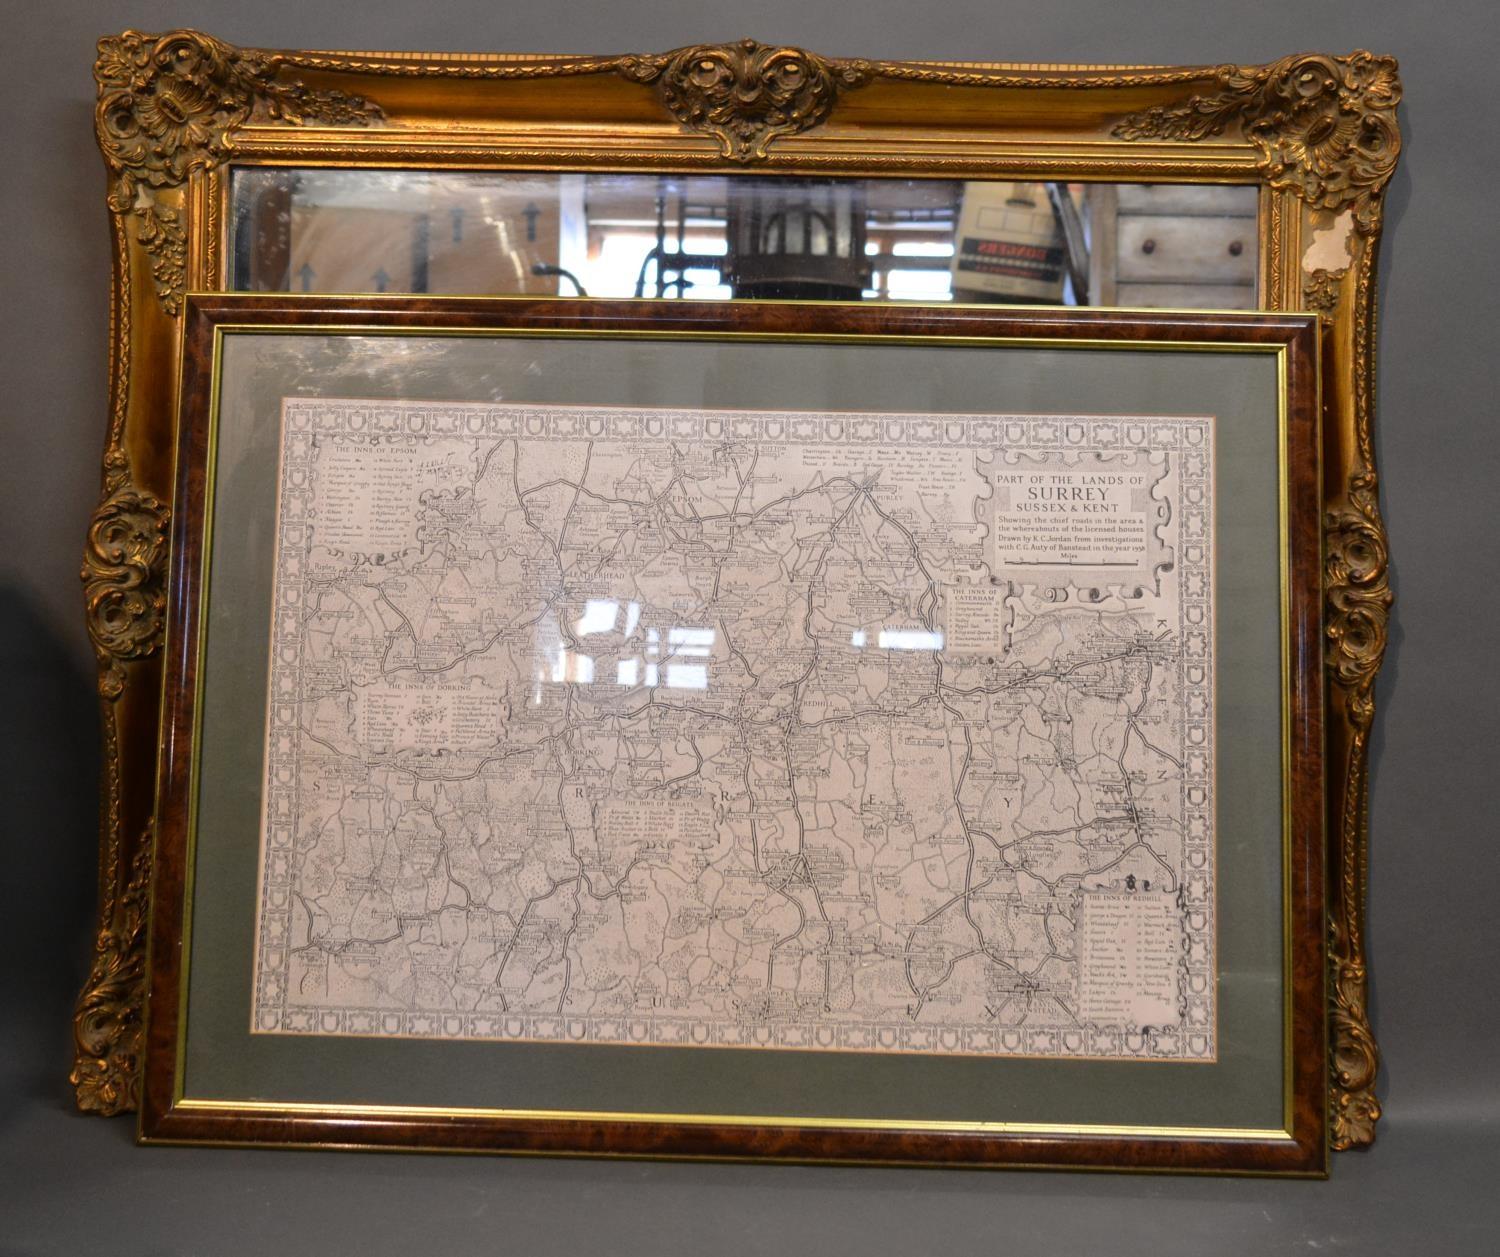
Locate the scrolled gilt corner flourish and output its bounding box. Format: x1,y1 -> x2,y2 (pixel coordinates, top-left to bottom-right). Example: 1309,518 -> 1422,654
95,29 -> 383,312
1113,51 -> 1401,231
1323,470 -> 1391,1149
70,834 -> 153,1115
1329,935 -> 1381,1148
82,448 -> 170,700
619,39 -> 872,161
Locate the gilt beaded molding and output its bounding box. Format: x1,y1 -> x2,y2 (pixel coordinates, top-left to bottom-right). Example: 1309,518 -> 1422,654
79,32 -> 1400,1153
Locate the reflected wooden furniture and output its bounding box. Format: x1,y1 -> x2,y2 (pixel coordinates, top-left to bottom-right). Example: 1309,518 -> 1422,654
1088,184 -> 1258,309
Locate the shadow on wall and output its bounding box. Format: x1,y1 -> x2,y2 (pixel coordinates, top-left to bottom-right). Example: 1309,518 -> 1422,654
0,586 -> 99,1108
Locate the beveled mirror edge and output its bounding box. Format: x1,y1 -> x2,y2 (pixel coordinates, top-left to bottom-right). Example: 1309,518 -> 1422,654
76,32 -> 1399,1155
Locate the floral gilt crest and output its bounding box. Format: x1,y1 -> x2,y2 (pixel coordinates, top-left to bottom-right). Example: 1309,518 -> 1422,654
620,39 -> 871,161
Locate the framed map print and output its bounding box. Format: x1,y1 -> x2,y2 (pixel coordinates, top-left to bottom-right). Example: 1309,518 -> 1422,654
142,294 -> 1325,1173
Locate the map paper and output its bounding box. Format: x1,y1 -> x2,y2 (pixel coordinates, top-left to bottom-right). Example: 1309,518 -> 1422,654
252,400 -> 1216,1061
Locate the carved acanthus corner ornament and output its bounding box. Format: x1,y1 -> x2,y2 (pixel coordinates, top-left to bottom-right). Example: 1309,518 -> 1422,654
94,30 -> 383,312
620,40 -> 872,161
71,836 -> 153,1116
1113,52 -> 1401,231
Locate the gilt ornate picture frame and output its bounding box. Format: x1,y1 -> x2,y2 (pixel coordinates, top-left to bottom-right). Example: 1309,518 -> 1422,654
78,32 -> 1398,1157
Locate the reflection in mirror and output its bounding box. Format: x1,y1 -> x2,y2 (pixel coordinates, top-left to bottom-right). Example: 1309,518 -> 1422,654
230,169 -> 1258,309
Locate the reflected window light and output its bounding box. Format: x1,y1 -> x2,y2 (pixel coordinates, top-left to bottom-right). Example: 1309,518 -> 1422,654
533,613 -> 561,701
551,649 -> 595,684
623,601 -> 641,638
580,233 -> 655,299
851,629 -> 867,648
574,599 -> 618,636
681,268 -> 732,301
617,659 -> 639,687
885,269 -> 953,301
878,629 -> 945,651
667,626 -> 715,656
892,241 -> 955,257
665,663 -> 708,690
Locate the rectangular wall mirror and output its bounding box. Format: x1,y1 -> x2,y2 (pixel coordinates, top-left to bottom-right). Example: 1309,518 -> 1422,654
78,32 -> 1400,1163
229,169 -> 1259,308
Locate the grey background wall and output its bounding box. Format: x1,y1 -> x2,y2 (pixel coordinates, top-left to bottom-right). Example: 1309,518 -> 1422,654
2,1 -> 1496,1253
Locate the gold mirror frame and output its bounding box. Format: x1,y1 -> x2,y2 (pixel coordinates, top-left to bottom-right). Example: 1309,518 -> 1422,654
76,30 -> 1399,1152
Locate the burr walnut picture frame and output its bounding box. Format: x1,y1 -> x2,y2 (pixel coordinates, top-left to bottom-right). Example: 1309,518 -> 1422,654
78,30 -> 1399,1160
144,293 -> 1323,1172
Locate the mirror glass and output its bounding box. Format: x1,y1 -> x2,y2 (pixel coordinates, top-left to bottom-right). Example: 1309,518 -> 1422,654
230,169 -> 1259,309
